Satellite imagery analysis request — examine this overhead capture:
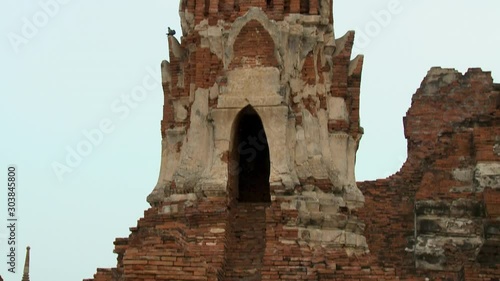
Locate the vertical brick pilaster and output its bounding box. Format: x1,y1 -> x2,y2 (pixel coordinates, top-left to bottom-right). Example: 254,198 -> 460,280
186,0 -> 195,13
309,0 -> 319,15
222,0 -> 234,13
195,0 -> 205,22
209,0 -> 219,14
290,0 -> 300,13
274,0 -> 284,12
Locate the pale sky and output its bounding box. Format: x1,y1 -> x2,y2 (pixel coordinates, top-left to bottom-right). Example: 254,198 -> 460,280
0,1 -> 499,280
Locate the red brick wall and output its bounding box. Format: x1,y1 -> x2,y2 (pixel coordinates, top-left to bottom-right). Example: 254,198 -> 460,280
357,68 -> 499,279
230,20 -> 278,69
181,0 -> 327,23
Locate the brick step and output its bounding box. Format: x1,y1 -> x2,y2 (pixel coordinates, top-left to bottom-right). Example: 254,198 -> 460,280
223,202 -> 268,281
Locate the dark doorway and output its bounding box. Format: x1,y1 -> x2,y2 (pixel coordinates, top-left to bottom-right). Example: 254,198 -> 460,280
300,0 -> 309,13
266,0 -> 273,9
231,106 -> 271,202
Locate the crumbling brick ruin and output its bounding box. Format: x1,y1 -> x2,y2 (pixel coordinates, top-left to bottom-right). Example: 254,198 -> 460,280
85,1 -> 500,280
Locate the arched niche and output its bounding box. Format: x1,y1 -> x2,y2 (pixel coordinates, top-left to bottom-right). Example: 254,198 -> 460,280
228,105 -> 271,203
229,19 -> 278,69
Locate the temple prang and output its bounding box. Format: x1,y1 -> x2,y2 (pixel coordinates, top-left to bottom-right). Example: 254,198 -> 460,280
84,1 -> 500,280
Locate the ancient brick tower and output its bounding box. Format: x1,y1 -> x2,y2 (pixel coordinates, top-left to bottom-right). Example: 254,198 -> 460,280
86,1 -> 500,280
147,0 -> 365,217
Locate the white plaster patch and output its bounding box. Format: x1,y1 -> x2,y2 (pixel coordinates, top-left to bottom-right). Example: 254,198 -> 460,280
174,102 -> 188,121
167,193 -> 198,202
327,97 -> 348,121
475,162 -> 500,190
452,167 -> 474,182
209,83 -> 219,100
210,228 -> 225,234
415,235 -> 483,271
219,67 -> 282,108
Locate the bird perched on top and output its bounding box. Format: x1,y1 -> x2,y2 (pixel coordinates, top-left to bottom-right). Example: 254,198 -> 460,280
167,27 -> 176,36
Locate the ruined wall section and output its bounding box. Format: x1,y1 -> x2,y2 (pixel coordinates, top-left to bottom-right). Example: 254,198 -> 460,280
407,68 -> 500,271
358,67 -> 500,279
85,196 -> 230,281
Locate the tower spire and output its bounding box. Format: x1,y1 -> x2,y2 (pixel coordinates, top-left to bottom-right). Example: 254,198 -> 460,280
21,246 -> 30,281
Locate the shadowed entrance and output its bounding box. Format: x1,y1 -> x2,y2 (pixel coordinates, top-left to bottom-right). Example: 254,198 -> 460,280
225,106 -> 270,281
231,105 -> 271,203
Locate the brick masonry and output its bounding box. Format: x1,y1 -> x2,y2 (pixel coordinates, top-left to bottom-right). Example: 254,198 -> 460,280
84,1 -> 500,280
